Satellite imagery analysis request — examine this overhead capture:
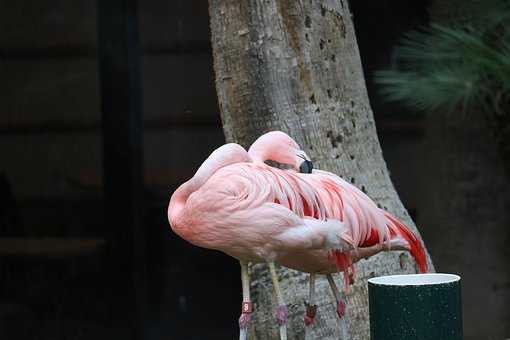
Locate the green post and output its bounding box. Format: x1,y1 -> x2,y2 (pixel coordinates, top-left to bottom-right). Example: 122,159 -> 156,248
368,274 -> 462,340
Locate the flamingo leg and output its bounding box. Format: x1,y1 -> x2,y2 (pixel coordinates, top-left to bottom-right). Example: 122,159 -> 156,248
351,238 -> 410,263
239,261 -> 253,340
304,273 -> 317,326
268,262 -> 288,340
326,274 -> 346,319
351,244 -> 384,262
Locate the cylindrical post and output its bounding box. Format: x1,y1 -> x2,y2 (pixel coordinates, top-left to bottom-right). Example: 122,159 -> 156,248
368,273 -> 462,340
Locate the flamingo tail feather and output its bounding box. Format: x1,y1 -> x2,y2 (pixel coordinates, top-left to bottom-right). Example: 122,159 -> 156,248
385,212 -> 428,273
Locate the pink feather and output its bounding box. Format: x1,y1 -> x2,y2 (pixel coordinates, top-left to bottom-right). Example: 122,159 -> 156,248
168,132 -> 428,288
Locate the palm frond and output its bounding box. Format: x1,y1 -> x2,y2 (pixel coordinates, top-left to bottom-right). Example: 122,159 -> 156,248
375,2 -> 510,116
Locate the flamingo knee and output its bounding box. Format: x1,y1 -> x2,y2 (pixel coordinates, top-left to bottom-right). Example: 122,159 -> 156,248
336,299 -> 346,319
268,262 -> 288,340
304,302 -> 317,326
276,304 -> 288,326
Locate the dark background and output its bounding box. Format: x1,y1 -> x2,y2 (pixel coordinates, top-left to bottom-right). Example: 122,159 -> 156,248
3,0 -> 494,339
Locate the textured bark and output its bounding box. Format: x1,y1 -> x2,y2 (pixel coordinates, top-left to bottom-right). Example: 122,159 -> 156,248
208,1 -> 434,339
418,2 -> 510,339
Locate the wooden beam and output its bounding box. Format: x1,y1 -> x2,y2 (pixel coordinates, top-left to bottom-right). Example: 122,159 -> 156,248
96,0 -> 146,339
0,118 -> 422,135
0,45 -> 211,60
0,46 -> 96,60
0,238 -> 106,257
0,116 -> 221,135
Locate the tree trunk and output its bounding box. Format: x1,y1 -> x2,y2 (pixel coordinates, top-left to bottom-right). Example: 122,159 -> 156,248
208,1 -> 434,339
418,2 -> 510,339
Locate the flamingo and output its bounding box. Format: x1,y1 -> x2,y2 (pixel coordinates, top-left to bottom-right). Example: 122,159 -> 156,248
168,131 -> 427,340
247,132 -> 427,327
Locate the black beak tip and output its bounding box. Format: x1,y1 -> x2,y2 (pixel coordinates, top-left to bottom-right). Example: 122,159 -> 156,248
299,160 -> 313,174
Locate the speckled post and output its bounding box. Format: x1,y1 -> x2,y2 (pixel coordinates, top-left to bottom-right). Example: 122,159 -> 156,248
368,274 -> 462,340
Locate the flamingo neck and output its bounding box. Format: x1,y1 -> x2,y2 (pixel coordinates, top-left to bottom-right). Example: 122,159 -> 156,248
249,144 -> 296,170
168,143 -> 252,239
248,131 -> 300,166
249,141 -> 283,164
168,178 -> 197,239
248,135 -> 275,164
248,147 -> 266,164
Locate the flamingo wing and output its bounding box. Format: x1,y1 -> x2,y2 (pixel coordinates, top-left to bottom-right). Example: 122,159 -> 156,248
185,161 -> 426,273
296,169 -> 427,274
254,165 -> 427,274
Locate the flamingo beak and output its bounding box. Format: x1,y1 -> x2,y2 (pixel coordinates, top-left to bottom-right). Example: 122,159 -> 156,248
299,160 -> 313,174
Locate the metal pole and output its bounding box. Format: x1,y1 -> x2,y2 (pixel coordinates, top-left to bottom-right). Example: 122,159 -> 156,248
96,0 -> 146,338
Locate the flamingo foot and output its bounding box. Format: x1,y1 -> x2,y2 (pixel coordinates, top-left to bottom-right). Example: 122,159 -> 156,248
304,302 -> 317,326
336,299 -> 346,319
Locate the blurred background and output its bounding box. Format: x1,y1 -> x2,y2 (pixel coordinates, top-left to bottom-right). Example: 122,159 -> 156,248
0,0 -> 508,339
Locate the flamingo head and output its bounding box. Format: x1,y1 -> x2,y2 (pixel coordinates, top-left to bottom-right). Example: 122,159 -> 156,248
248,131 -> 313,173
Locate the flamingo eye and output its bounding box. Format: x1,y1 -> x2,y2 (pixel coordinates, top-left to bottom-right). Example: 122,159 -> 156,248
297,154 -> 307,161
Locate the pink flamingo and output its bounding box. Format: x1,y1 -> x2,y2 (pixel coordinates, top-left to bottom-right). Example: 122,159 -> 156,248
168,131 -> 427,340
